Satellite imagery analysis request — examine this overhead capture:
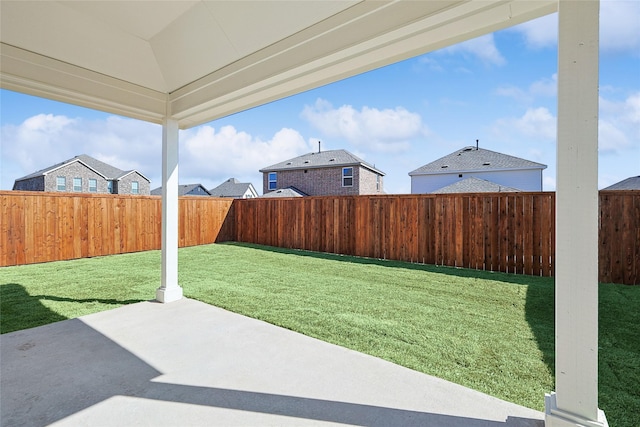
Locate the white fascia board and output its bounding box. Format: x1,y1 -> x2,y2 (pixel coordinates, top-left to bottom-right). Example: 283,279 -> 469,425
170,0 -> 557,129
43,158 -> 109,180
408,166 -> 547,176
117,170 -> 151,183
0,43 -> 167,124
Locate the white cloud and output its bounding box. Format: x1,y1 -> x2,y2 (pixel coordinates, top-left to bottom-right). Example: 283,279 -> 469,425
1,114 -> 313,192
598,119 -> 629,152
300,98 -> 425,152
495,74 -> 557,103
510,1 -> 640,55
624,92 -> 640,125
600,0 -> 640,54
491,107 -> 557,141
440,34 -> 506,66
511,14 -> 557,50
179,125 -> 311,188
1,114 -> 161,189
598,91 -> 640,153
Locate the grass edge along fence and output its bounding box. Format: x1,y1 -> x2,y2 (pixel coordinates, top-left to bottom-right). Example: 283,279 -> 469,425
234,191 -> 639,285
1,190 -> 638,285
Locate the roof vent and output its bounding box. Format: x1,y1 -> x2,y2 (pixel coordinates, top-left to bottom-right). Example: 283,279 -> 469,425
304,160 -> 310,164
463,147 -> 473,152
483,162 -> 491,166
329,158 -> 336,162
441,165 -> 449,168
286,162 -> 292,165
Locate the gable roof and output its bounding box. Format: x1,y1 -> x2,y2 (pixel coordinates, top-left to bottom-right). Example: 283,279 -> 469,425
409,146 -> 547,176
259,149 -> 385,175
602,176 -> 640,190
151,184 -> 211,196
261,186 -> 308,198
14,154 -> 149,183
432,177 -> 521,194
209,178 -> 257,198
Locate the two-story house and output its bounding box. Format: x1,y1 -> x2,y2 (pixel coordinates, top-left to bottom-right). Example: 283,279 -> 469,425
409,146 -> 547,194
12,154 -> 150,195
259,149 -> 385,196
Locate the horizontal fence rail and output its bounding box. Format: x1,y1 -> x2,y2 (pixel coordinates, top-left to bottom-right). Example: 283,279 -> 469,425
1,190 -> 637,284
0,191 -> 234,266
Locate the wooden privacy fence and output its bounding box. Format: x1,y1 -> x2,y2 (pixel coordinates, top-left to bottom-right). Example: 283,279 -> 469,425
234,191 -> 639,285
1,190 -> 638,284
236,193 -> 557,276
0,191 -> 234,267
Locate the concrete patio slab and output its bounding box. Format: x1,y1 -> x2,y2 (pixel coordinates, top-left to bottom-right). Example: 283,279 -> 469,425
1,298 -> 544,427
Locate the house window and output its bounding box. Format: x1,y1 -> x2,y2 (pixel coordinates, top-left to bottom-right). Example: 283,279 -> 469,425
73,177 -> 82,192
107,181 -> 114,194
376,174 -> 380,191
268,172 -> 277,190
132,181 -> 139,194
342,167 -> 353,187
89,179 -> 97,192
56,176 -> 66,191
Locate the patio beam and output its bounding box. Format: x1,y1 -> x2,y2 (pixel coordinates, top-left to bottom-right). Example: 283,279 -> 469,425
545,0 -> 607,426
156,116 -> 183,303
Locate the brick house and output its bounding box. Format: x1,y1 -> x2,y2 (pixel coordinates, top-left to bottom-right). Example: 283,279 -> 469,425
259,149 -> 385,196
12,154 -> 150,195
409,146 -> 547,194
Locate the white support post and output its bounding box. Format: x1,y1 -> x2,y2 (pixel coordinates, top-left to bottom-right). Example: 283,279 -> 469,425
156,117 -> 183,303
545,0 -> 607,426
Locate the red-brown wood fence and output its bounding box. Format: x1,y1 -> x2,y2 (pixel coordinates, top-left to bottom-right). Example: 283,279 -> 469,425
1,190 -> 638,284
0,191 -> 234,267
234,191 -> 639,285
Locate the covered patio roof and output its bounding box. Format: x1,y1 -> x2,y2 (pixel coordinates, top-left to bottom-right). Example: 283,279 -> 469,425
2,0 -> 555,128
0,1 -> 607,426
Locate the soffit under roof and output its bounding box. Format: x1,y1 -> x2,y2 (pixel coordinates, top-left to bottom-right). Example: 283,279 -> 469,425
0,0 -> 556,129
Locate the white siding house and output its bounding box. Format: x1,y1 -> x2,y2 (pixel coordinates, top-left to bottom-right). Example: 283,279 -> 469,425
409,146 -> 547,194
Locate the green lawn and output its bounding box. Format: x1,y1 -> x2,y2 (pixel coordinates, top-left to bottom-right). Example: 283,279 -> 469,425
1,242 -> 638,427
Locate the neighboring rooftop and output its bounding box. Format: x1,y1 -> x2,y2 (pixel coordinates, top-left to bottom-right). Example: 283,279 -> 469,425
209,178 -> 258,198
14,154 -> 150,182
260,149 -> 385,175
151,184 -> 211,196
602,176 -> 640,190
432,177 -> 521,194
409,147 -> 547,175
260,187 -> 308,198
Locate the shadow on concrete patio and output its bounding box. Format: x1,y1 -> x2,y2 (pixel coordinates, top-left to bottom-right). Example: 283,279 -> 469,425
1,299 -> 544,427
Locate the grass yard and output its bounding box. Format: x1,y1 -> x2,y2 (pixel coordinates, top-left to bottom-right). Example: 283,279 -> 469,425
1,242 -> 638,427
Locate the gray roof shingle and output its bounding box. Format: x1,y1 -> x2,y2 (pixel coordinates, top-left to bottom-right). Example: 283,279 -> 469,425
602,176 -> 640,190
432,177 -> 521,194
209,178 -> 256,198
151,184 -> 211,196
409,146 -> 546,175
259,149 -> 385,175
261,186 -> 308,198
14,154 -> 149,182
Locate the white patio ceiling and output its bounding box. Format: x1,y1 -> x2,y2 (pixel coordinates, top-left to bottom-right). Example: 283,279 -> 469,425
1,0 -> 556,129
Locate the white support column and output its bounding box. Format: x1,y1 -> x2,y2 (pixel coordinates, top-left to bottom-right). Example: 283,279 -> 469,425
156,117 -> 183,303
545,0 -> 607,426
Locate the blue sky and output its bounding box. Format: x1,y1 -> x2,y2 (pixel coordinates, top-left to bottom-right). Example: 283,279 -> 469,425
1,2 -> 638,194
